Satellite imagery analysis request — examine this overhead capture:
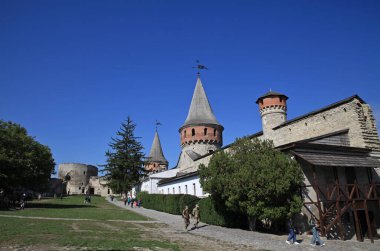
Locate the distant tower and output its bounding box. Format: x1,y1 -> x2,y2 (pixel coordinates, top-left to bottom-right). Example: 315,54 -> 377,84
145,130 -> 168,172
179,76 -> 224,157
256,91 -> 288,139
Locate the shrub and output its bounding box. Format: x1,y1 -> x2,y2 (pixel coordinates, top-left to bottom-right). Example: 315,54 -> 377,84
138,192 -> 247,228
138,192 -> 199,215
198,196 -> 247,228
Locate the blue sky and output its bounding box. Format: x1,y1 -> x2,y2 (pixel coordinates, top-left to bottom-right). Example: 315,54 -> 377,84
1,1 -> 379,175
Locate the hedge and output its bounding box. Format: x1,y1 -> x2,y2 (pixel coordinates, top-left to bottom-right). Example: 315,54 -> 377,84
138,192 -> 200,215
138,192 -> 247,228
198,196 -> 247,228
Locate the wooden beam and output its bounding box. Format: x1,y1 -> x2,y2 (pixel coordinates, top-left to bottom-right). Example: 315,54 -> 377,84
363,200 -> 374,243
352,202 -> 363,242
336,198 -> 345,240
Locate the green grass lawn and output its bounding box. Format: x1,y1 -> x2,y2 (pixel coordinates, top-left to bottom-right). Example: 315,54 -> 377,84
0,196 -> 180,250
0,196 -> 147,221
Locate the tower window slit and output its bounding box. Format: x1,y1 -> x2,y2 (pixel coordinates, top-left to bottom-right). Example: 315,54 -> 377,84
204,128 -> 207,136
192,128 -> 195,136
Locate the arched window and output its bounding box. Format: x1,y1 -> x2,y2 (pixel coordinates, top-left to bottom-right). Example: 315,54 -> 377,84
184,130 -> 186,138
192,128 -> 195,136
204,128 -> 207,136
213,128 -> 217,136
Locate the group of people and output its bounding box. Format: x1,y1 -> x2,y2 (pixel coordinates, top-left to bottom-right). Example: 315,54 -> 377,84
123,196 -> 142,208
286,215 -> 325,247
182,204 -> 200,231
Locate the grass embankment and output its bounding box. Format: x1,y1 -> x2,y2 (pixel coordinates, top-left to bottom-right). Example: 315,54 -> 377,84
0,196 -> 179,250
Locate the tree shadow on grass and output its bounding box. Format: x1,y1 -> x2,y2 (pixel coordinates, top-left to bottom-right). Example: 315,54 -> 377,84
26,203 -> 96,209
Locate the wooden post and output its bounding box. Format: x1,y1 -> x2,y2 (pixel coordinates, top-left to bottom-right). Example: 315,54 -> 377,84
363,200 -> 374,243
336,199 -> 345,240
313,165 -> 325,236
352,202 -> 363,242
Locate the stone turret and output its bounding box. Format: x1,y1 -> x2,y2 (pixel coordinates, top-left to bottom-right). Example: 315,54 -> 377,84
145,130 -> 168,172
256,91 -> 288,139
179,76 -> 223,156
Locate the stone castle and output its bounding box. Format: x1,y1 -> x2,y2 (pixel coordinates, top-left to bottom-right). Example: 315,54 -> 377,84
140,75 -> 380,242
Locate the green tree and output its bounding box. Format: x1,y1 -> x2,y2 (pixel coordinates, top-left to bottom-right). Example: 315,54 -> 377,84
103,117 -> 146,194
0,120 -> 55,193
199,137 -> 303,231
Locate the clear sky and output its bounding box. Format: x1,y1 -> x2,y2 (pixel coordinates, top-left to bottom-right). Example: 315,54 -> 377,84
1,0 -> 379,176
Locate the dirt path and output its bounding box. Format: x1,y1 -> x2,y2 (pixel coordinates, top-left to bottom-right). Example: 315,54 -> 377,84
109,198 -> 380,251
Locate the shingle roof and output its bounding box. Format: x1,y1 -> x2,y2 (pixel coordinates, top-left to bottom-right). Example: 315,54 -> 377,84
147,131 -> 168,165
181,77 -> 221,128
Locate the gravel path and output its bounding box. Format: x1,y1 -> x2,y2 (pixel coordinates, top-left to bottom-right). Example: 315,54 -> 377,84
108,198 -> 380,251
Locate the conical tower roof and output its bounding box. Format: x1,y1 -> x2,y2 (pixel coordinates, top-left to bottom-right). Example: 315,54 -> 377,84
182,77 -> 221,128
147,131 -> 168,164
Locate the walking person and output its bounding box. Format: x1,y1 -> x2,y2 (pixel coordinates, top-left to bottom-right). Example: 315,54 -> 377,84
182,205 -> 190,231
310,216 -> 325,247
192,204 -> 200,229
286,216 -> 299,245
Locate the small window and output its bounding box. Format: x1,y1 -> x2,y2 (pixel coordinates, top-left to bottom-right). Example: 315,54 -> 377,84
178,186 -> 181,194
204,128 -> 207,136
208,150 -> 214,154
185,185 -> 188,194
173,187 -> 175,194
184,130 -> 186,138
213,128 -> 216,136
192,128 -> 195,136
153,163 -> 156,167
83,171 -> 86,175
193,183 -> 196,196
79,187 -> 81,190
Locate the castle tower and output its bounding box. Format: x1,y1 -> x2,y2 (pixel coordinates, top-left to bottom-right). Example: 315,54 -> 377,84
145,130 -> 168,172
179,76 -> 224,157
256,91 -> 288,139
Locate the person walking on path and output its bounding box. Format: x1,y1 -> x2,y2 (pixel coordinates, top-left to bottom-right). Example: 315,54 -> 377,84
182,205 -> 190,231
309,216 -> 325,247
286,216 -> 299,245
192,204 -> 200,229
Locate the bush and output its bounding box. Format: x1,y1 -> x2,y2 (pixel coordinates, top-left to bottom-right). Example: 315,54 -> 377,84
198,196 -> 247,228
138,192 -> 247,228
138,192 -> 199,215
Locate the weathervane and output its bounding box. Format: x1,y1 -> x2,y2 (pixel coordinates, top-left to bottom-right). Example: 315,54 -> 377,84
155,120 -> 162,131
192,60 -> 208,76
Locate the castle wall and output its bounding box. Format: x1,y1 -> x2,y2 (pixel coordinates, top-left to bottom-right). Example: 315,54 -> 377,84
178,143 -> 221,172
58,163 -> 98,195
269,98 -> 380,161
88,176 -> 113,197
158,174 -> 206,197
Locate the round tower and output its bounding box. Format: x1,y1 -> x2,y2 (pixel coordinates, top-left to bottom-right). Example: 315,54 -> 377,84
256,91 -> 288,138
179,76 -> 223,155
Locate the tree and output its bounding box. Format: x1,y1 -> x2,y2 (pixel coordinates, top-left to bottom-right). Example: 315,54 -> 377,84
0,120 -> 55,193
103,117 -> 146,194
199,137 -> 303,231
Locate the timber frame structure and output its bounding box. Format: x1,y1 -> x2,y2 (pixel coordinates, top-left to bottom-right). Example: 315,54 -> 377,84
284,143 -> 380,243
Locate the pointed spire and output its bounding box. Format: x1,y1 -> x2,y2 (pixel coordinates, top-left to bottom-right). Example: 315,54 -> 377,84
182,77 -> 221,127
147,131 -> 168,165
